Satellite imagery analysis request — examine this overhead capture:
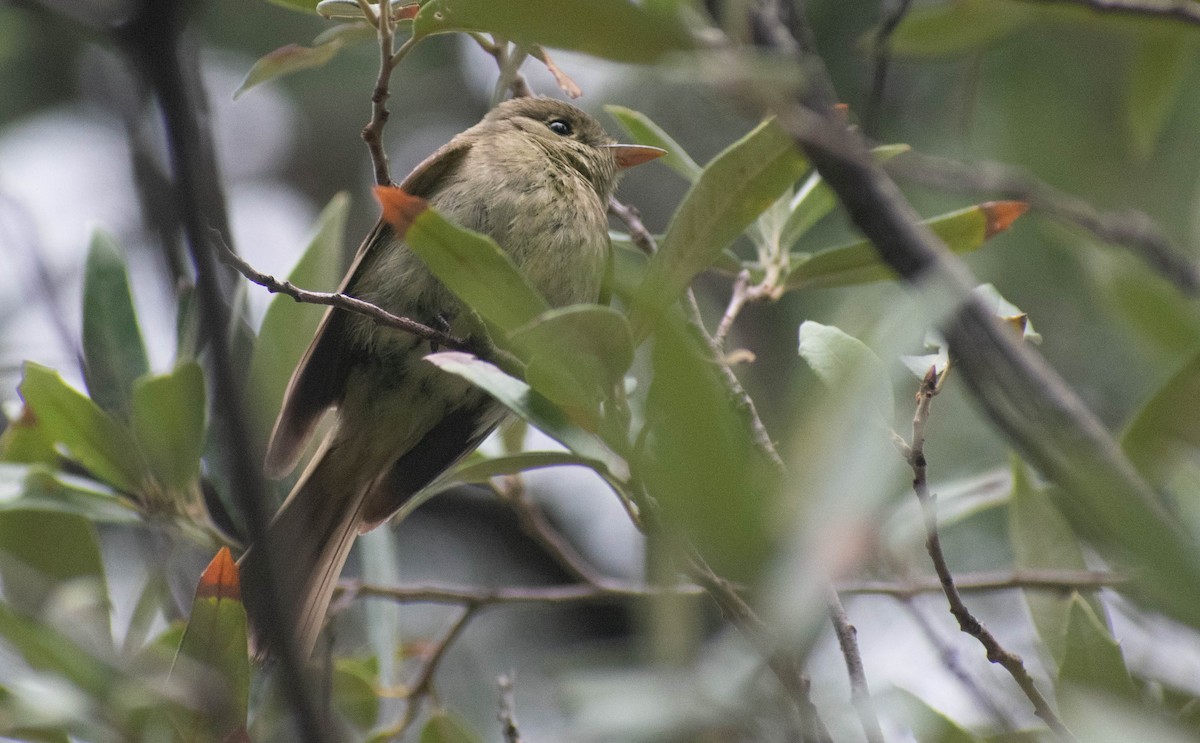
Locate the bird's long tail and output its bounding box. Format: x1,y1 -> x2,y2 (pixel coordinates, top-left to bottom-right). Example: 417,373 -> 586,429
241,440 -> 369,658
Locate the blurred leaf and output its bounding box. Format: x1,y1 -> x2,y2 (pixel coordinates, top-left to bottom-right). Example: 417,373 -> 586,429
449,450 -> 597,483
1101,262 -> 1200,355
1057,595 -> 1136,700
412,0 -> 694,63
1122,346 -> 1200,495
248,192 -> 349,443
235,26 -> 374,99
419,710 -> 480,743
131,362 -> 206,494
399,198 -> 549,335
887,0 -> 1034,58
798,321 -> 894,420
424,352 -> 626,484
81,229 -> 150,421
1125,28 -> 1196,160
0,464 -> 140,525
316,0 -> 420,20
1008,456 -> 1104,665
633,119 -> 809,332
358,529 -> 400,690
0,510 -> 107,632
123,572 -> 169,655
0,601 -> 120,700
641,315 -> 776,579
785,201 -> 1027,290
333,658 -> 380,731
18,362 -> 145,493
604,105 -> 702,182
172,547 -> 249,738
890,688 -> 984,742
780,144 -> 909,249
511,305 -> 635,415
263,0 -> 319,13
0,405 -> 57,465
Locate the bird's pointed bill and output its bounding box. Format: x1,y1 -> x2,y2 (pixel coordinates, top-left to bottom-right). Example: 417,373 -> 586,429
605,144 -> 667,170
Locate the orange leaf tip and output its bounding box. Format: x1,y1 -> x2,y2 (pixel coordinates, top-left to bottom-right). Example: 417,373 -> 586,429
982,201 -> 1029,239
396,3 -> 420,20
197,546 -> 242,602
374,186 -> 429,238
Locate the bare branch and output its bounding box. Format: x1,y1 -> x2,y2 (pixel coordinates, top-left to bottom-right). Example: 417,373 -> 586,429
837,569 -> 1128,596
897,367 -> 1076,741
1020,0 -> 1200,27
211,229 -> 472,351
342,580 -> 704,606
826,587 -> 885,743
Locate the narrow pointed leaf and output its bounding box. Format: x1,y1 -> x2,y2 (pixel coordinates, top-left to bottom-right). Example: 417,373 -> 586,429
131,362 -> 206,493
172,547 -> 250,737
377,188 -> 549,335
425,352 -> 626,482
798,321 -> 894,420
1125,28 -> 1195,160
18,363 -> 145,493
419,710 -> 480,743
511,305 -> 635,415
0,464 -> 139,524
604,105 -> 702,182
1008,457 -> 1104,665
785,201 -> 1026,290
81,230 -> 150,420
633,118 -> 809,332
1057,595 -> 1136,700
1121,348 -> 1200,494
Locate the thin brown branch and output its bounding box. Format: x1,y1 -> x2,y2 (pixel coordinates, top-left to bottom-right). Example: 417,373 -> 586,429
494,475 -> 622,587
212,231 -> 472,351
381,606 -> 477,739
714,269 -> 753,351
901,597 -> 1018,731
363,0 -> 396,186
825,587 -> 885,743
342,579 -> 704,606
865,0 -> 915,133
889,150 -> 1200,295
1019,0 -> 1200,27
497,673 -> 524,743
898,367 -> 1076,741
837,569 -> 1128,596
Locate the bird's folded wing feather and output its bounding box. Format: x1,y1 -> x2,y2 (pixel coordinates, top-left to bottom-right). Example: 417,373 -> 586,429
263,139 -> 474,478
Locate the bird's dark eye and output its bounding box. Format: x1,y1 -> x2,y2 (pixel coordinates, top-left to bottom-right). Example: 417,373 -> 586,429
547,119 -> 572,136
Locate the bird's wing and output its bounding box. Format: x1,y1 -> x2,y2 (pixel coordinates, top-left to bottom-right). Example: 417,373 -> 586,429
263,138 -> 474,478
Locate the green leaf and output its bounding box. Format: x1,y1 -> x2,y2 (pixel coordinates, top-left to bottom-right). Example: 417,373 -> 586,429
424,352 -> 626,484
1057,595 -> 1137,700
632,118 -> 809,332
890,688 -> 984,743
449,450 -> 598,483
641,316 -> 777,580
131,362 -> 206,494
604,105 -> 702,182
18,362 -> 146,493
798,321 -> 894,419
235,26 -> 374,99
81,229 -> 150,420
171,548 -> 249,738
0,509 -> 108,630
0,464 -> 140,525
0,405 -> 58,465
406,207 -> 550,335
779,144 -> 909,249
511,305 -> 635,415
1007,456 -> 1103,665
785,201 -> 1026,290
412,0 -> 694,63
248,193 -> 349,444
887,0 -> 1034,58
419,710 -> 480,743
1125,28 -> 1196,160
263,0 -> 319,13
0,600 -> 121,699
333,658 -> 381,731
1121,349 -> 1200,494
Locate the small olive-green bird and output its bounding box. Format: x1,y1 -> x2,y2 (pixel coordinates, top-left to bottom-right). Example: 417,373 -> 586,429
245,97 -> 663,655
